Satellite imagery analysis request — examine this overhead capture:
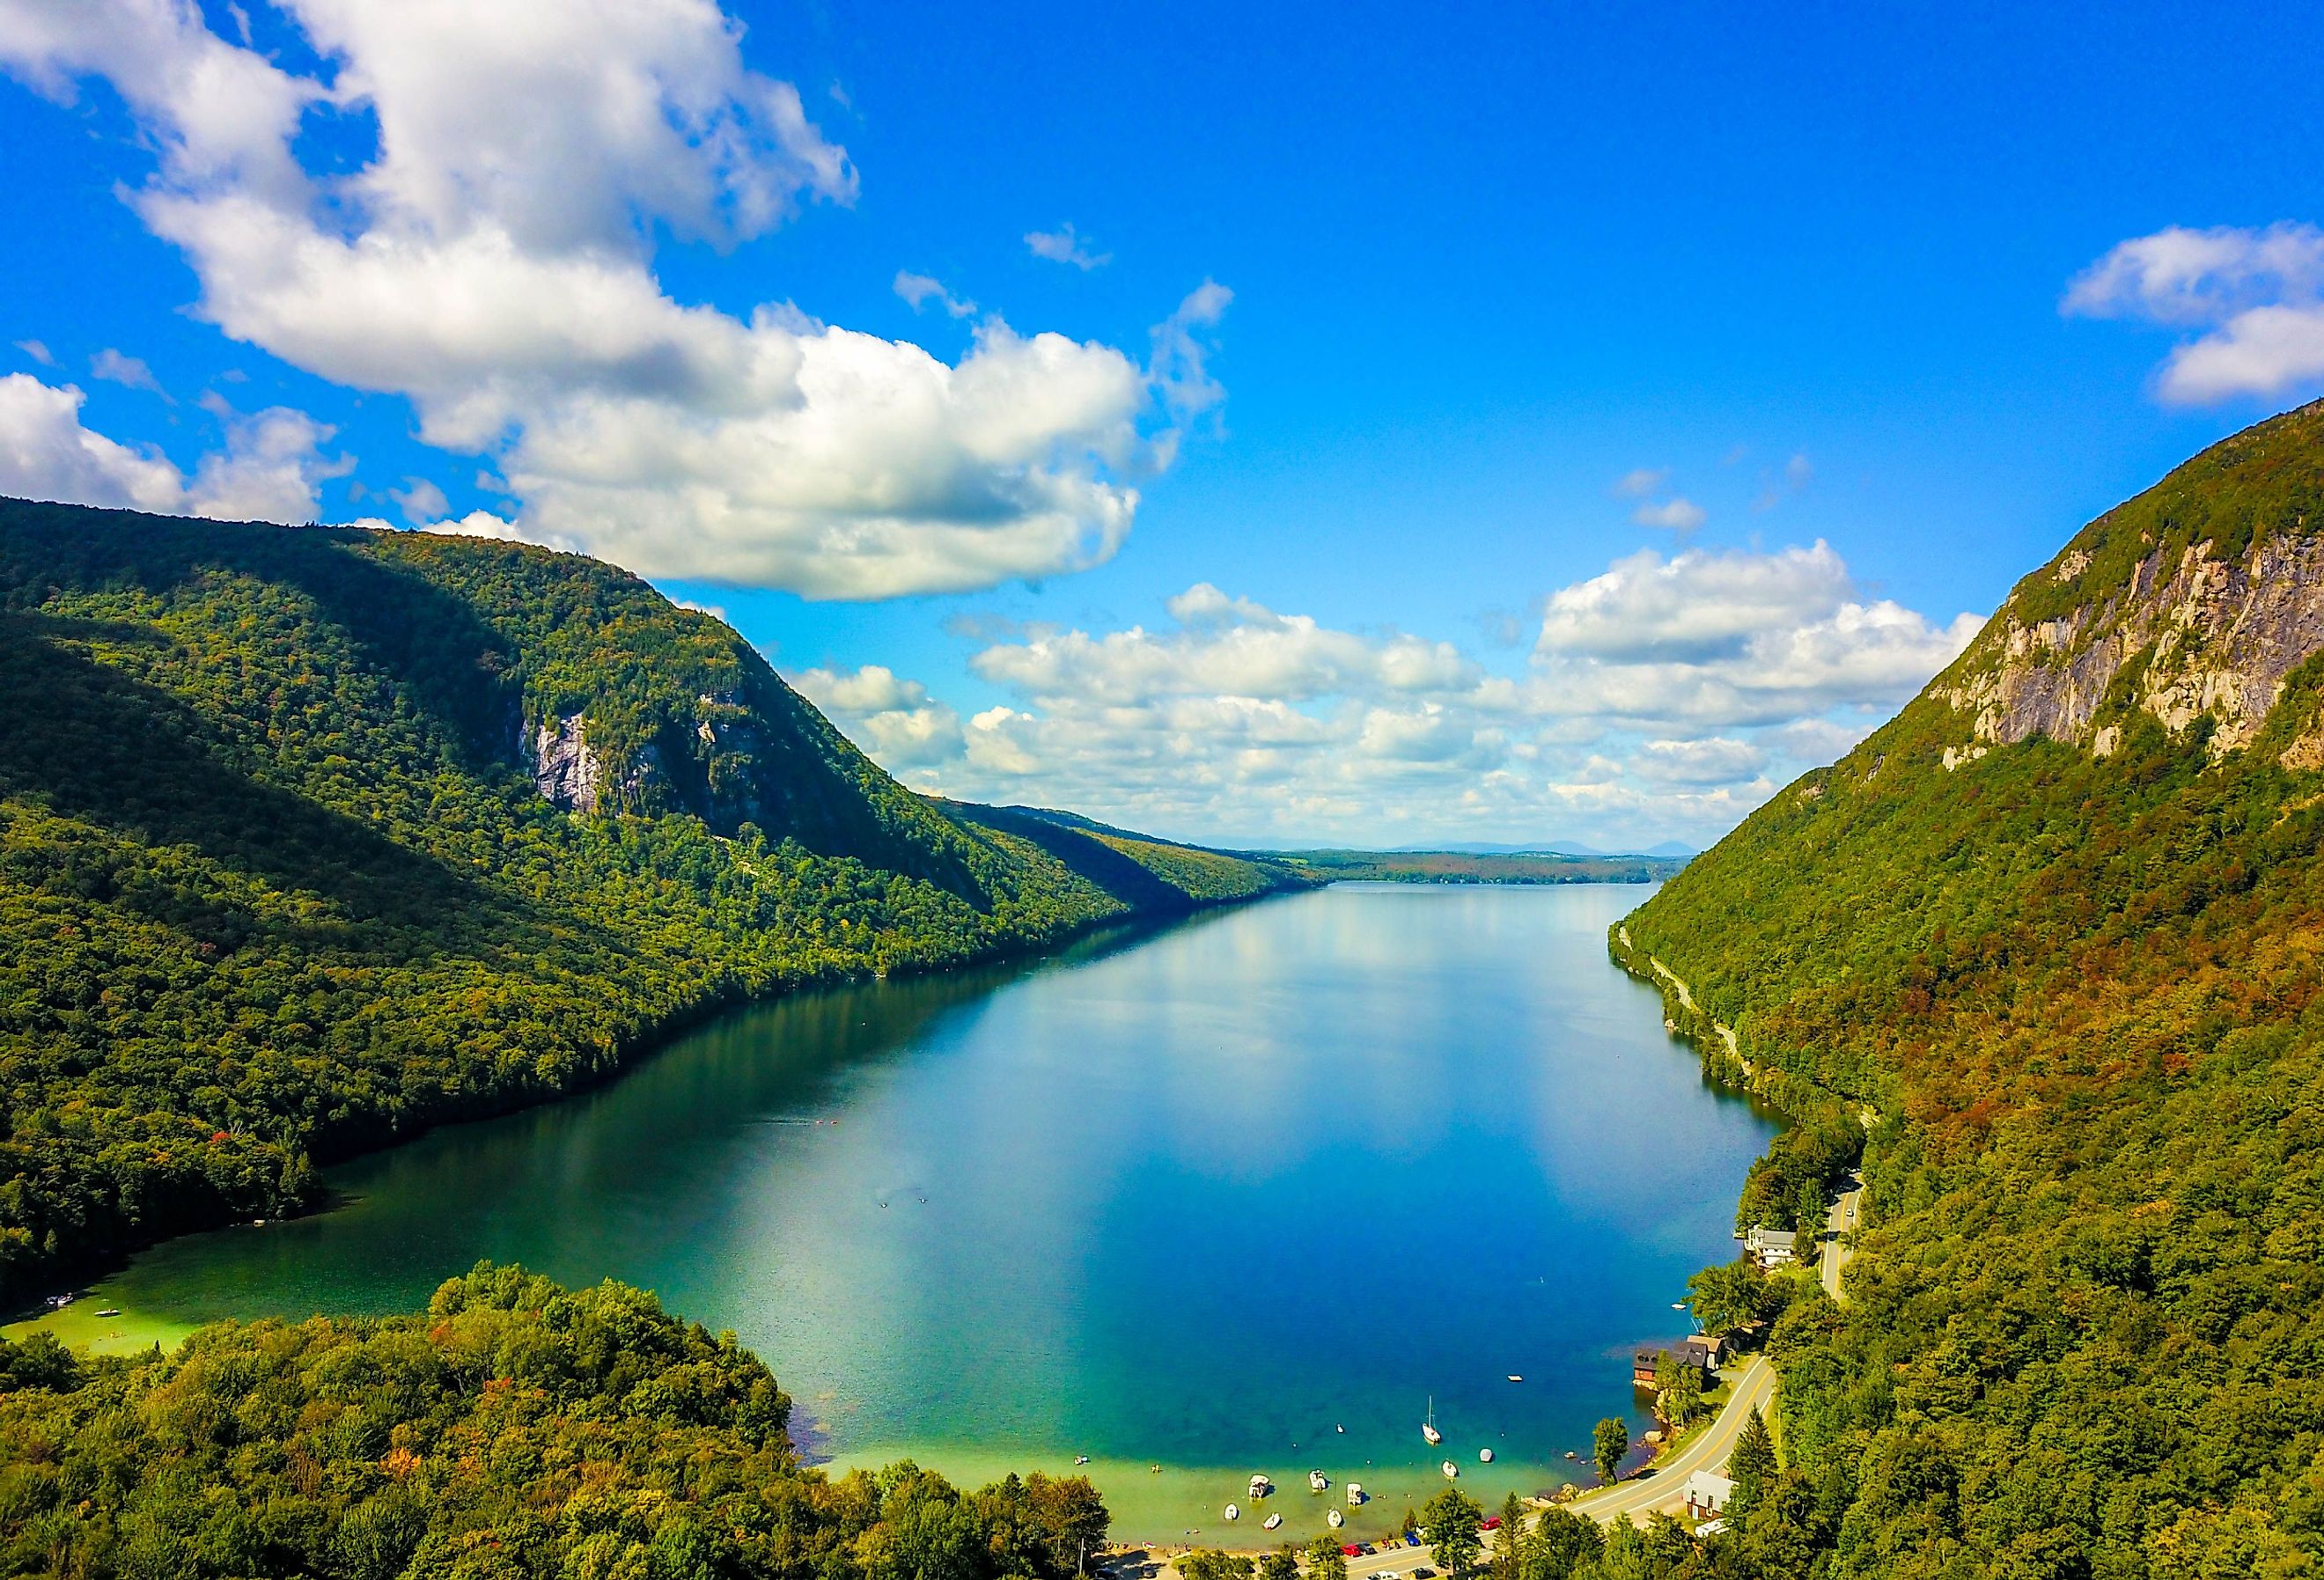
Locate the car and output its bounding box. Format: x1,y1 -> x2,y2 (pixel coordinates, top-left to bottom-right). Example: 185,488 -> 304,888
1481,1517 -> 1503,1531
1341,1547 -> 1363,1559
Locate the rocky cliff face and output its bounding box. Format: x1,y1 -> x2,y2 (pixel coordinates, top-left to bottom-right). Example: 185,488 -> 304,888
1939,532 -> 2324,764
1931,399 -> 2324,770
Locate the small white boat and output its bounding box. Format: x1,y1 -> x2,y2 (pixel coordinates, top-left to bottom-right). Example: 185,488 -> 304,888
1225,1504 -> 1239,1522
1250,1474 -> 1271,1499
1309,1469 -> 1329,1492
1479,1448 -> 1493,1463
1506,1374 -> 1523,1383
1263,1515 -> 1283,1531
1422,1394 -> 1443,1446
1348,1483 -> 1364,1505
1441,1459 -> 1459,1480
1328,1509 -> 1345,1529
1335,1424 -> 1345,1434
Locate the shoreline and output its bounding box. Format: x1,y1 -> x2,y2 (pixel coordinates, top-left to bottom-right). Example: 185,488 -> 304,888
4,879 -> 1311,1326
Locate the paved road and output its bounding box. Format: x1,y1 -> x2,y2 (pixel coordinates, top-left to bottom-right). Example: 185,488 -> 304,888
1564,1356 -> 1776,1525
1820,1180 -> 1862,1302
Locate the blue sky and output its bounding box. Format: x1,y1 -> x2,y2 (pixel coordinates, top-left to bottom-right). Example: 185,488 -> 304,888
4,1 -> 2322,849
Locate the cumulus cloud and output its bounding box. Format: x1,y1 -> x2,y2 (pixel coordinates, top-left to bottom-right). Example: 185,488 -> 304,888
0,373 -> 186,512
1,0 -> 1223,599
894,270 -> 975,318
1025,222 -> 1109,270
0,372 -> 344,523
1631,496 -> 1706,533
790,664 -> 966,769
1612,467 -> 1668,498
809,541 -> 1980,849
388,475 -> 449,525
2065,222 -> 2324,403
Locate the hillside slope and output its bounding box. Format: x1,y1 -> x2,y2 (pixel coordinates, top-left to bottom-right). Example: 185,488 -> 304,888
0,498 -> 1305,1302
1618,399 -> 2324,1576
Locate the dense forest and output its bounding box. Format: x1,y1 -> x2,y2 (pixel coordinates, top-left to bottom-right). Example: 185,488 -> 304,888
1617,400 -> 2324,1576
0,499 -> 1305,1302
0,1261 -> 1111,1579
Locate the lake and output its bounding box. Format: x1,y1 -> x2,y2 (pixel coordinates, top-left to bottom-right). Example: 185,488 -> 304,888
45,882 -> 1776,1541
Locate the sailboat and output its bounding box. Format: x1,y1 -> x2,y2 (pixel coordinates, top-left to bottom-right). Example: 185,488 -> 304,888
1421,1395 -> 1443,1446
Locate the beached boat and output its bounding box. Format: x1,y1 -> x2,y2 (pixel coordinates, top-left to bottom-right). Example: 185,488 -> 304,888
1309,1469 -> 1329,1492
1328,1509 -> 1345,1529
1422,1395 -> 1443,1446
1478,1448 -> 1494,1463
1441,1459 -> 1459,1479
1225,1504 -> 1239,1521
1264,1515 -> 1283,1531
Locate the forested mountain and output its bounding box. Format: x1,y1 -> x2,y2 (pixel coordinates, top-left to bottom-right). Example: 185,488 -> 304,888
0,498 -> 1304,1302
1618,398 -> 2324,1577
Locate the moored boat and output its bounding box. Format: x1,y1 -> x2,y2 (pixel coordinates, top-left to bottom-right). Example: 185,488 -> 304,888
1422,1394 -> 1443,1446
1328,1509 -> 1345,1529
1309,1469 -> 1329,1492
1478,1448 -> 1494,1463
1225,1503 -> 1239,1521
1264,1515 -> 1283,1531
1441,1459 -> 1459,1479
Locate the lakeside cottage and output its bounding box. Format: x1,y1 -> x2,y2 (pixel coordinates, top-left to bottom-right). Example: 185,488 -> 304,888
1744,1226 -> 1799,1268
1631,1334 -> 1723,1389
1682,1470 -> 1735,1523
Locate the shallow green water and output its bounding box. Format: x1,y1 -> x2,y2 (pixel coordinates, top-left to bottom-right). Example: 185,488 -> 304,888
65,883 -> 1776,1540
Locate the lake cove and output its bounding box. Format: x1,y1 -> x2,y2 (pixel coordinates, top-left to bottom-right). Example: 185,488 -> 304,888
17,884 -> 1776,1542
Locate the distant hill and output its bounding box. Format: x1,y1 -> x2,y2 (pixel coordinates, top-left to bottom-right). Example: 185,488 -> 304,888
0,498 -> 1305,1299
1269,849 -> 1683,885
1614,399 -> 2324,1575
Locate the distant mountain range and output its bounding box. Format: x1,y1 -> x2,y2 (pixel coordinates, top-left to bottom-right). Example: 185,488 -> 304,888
1386,838 -> 1698,859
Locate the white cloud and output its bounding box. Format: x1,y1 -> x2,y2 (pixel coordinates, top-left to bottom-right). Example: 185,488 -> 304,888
14,339 -> 53,366
2065,222 -> 2324,403
0,372 -> 345,523
1612,467 -> 1668,498
92,349 -> 169,400
894,270 -> 975,318
1026,222 -> 1109,270
815,541 -> 1979,849
1631,496 -> 1706,533
1631,737 -> 1767,786
0,373 -> 186,512
388,475 -> 449,524
790,664 -> 965,769
1150,280 -> 1233,426
184,401 -> 350,522
1,0 -> 1222,599
1540,542 -> 1853,663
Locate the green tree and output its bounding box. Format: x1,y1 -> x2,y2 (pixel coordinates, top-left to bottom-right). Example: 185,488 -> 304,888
1520,1509 -> 1602,1580
1491,1492 -> 1526,1580
1683,1259 -> 1770,1338
1180,1552 -> 1254,1580
1258,1547 -> 1298,1580
1592,1418 -> 1629,1486
1305,1534 -> 1349,1580
1727,1407 -> 1776,1516
1651,1354 -> 1705,1429
1419,1488 -> 1485,1578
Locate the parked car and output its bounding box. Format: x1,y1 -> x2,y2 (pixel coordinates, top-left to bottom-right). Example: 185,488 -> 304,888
1481,1517 -> 1503,1532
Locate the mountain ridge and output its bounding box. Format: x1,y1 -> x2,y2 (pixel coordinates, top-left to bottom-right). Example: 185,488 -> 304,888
1613,400 -> 2324,1576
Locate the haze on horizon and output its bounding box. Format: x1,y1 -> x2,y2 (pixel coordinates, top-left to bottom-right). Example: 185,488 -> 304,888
2,0 -> 2320,852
